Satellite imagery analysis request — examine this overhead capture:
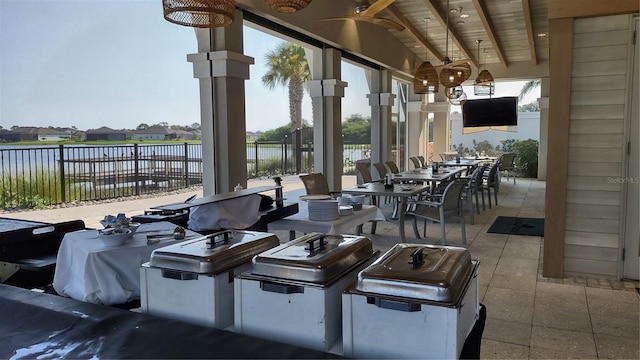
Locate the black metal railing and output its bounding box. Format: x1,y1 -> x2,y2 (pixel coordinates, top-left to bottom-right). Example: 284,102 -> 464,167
0,140 -> 371,209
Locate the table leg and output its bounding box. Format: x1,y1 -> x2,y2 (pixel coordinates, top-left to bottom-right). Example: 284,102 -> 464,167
399,197 -> 407,243
356,224 -> 363,235
289,230 -> 295,241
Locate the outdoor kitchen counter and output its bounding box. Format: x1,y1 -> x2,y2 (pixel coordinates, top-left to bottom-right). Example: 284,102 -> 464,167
0,284 -> 342,359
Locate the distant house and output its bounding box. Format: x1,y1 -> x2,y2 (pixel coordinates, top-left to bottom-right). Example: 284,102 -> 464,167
132,126 -> 171,140
169,128 -> 197,140
37,127 -> 71,141
85,127 -> 127,141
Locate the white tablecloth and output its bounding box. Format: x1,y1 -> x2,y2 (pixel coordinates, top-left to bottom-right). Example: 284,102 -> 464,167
53,221 -> 200,305
267,202 -> 385,235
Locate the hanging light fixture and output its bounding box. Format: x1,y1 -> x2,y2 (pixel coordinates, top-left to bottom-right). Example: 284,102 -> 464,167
474,39 -> 495,96
162,0 -> 235,28
263,0 -> 312,13
438,0 -> 471,89
414,18 -> 439,94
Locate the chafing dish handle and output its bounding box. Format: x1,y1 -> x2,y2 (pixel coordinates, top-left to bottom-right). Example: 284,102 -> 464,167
260,281 -> 304,294
305,236 -> 326,257
161,269 -> 198,281
367,296 -> 421,312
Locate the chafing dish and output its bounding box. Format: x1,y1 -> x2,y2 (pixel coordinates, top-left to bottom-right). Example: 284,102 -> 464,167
342,243 -> 480,359
140,230 -> 279,329
234,233 -> 379,353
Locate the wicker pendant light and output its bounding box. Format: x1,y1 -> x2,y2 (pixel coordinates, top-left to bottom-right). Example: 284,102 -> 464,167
263,0 -> 312,13
163,0 -> 235,28
474,40 -> 495,96
414,18 -> 439,94
438,0 -> 470,89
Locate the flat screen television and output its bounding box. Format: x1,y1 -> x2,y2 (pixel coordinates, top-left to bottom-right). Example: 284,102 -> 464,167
462,97 -> 518,127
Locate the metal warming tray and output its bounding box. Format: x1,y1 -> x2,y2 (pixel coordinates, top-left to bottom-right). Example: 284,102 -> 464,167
140,230 -> 279,329
250,232 -> 376,285
149,230 -> 280,275
234,233 -> 379,353
342,243 -> 480,359
355,243 -> 474,305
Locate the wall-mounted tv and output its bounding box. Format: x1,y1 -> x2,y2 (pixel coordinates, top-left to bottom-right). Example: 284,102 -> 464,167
462,97 -> 518,127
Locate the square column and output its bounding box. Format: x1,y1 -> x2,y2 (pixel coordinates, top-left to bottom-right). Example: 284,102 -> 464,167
189,10 -> 254,195
367,69 -> 394,165
307,48 -> 346,193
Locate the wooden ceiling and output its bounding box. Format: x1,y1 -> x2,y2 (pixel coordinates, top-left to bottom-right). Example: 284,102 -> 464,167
384,0 -> 549,68
236,0 -> 549,74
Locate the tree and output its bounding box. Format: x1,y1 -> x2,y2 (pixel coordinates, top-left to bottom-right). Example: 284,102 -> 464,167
261,43 -> 312,132
342,114 -> 371,144
136,123 -> 149,130
519,102 -> 540,112
519,80 -> 540,102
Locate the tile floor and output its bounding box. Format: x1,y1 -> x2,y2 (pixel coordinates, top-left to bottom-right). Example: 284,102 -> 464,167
271,178 -> 639,359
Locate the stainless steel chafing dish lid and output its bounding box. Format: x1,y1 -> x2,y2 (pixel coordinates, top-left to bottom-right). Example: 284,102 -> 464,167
149,230 -> 279,274
355,243 -> 473,304
250,233 -> 375,285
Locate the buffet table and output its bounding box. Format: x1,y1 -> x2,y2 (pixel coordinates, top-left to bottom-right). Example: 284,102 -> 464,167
0,284 -> 340,359
53,221 -> 200,305
267,202 -> 385,240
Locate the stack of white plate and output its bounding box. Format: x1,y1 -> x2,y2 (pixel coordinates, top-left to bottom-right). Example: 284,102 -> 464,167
339,205 -> 354,216
307,200 -> 340,221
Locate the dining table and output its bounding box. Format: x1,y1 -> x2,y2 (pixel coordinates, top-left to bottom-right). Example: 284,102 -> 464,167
439,159 -> 483,168
53,221 -> 201,305
267,201 -> 385,240
393,166 -> 466,191
342,182 -> 430,243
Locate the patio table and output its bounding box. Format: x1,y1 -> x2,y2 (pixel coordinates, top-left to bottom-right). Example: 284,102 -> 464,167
53,221 -> 200,305
268,201 -> 385,240
342,183 -> 430,243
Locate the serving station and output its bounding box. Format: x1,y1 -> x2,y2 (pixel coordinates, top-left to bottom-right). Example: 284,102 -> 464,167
140,229 -> 280,329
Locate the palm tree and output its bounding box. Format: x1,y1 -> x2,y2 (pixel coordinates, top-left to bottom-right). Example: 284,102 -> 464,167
261,43 -> 312,132
518,79 -> 540,102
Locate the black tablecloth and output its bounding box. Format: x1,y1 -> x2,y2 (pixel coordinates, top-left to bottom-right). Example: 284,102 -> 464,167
0,284 -> 341,359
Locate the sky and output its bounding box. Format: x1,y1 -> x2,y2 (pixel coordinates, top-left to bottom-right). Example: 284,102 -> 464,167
0,0 -> 538,133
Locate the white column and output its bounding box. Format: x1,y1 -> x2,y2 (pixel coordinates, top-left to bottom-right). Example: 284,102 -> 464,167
189,10 -> 254,195
308,48 -> 346,192
428,91 -> 451,161
367,69 -> 394,166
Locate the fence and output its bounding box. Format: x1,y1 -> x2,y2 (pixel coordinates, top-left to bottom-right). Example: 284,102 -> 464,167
0,140 -> 371,209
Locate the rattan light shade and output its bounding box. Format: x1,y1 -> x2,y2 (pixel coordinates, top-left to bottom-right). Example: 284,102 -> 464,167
474,69 -> 495,95
413,61 -> 439,94
263,0 -> 312,13
439,62 -> 471,88
163,0 -> 235,28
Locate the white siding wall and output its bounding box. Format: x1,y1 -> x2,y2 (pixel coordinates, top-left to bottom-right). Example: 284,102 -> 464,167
564,15 -> 631,278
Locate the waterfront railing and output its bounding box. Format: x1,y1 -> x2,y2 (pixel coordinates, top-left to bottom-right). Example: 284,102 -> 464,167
0,142 -> 370,209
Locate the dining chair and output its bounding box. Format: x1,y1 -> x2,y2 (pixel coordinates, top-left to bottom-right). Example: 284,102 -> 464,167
498,153 -> 517,184
385,161 -> 400,174
373,162 -> 389,180
355,162 -> 373,184
406,179 -> 467,245
481,163 -> 500,208
459,165 -> 485,225
299,173 -> 341,198
409,157 -> 422,169
417,155 -> 426,167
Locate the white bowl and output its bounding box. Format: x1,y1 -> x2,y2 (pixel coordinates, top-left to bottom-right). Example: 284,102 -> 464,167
98,228 -> 133,247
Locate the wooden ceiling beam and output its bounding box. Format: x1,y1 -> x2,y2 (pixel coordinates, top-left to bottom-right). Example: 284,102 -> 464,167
521,0 -> 537,65
385,4 -> 445,62
422,0 -> 478,68
471,0 -> 508,67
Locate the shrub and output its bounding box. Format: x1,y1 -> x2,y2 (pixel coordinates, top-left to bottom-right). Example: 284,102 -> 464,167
514,139 -> 539,178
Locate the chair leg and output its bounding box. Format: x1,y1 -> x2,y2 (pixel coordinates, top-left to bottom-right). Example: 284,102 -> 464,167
460,214 -> 466,244
440,208 -> 446,245
487,187 -> 492,209
494,186 -> 498,206
412,217 -> 421,238
370,220 -> 377,234
474,189 -> 480,214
